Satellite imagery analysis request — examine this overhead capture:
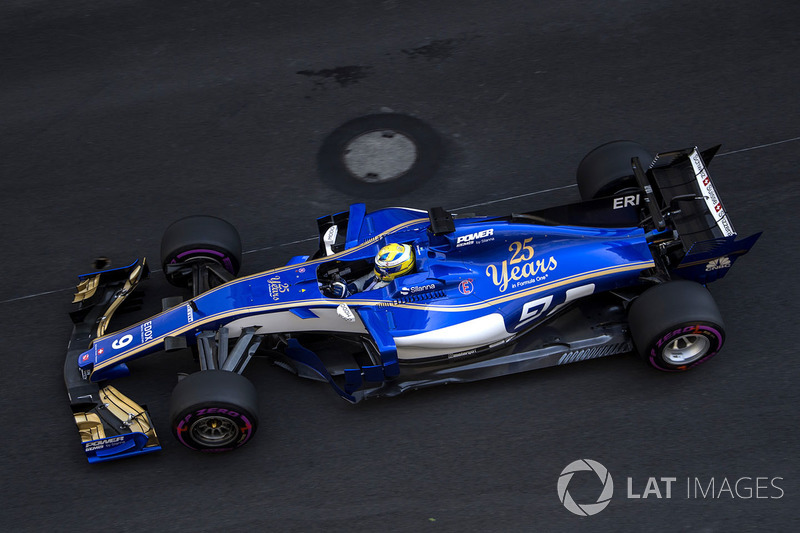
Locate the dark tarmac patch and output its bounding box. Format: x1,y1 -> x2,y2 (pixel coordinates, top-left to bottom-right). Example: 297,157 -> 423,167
296,66 -> 372,88
402,38 -> 456,60
317,113 -> 441,197
402,34 -> 481,61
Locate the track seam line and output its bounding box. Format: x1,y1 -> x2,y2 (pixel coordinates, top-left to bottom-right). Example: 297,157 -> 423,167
2,135 -> 797,305
717,136 -> 800,156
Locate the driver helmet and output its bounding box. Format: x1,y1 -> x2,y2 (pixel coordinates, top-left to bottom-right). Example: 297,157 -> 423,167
374,243 -> 415,281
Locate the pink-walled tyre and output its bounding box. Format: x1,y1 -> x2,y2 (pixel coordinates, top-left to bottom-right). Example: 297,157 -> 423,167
628,281 -> 725,371
169,370 -> 258,452
161,215 -> 242,288
576,140 -> 654,200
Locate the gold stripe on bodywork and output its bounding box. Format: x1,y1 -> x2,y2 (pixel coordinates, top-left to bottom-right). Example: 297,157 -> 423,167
202,218 -> 428,290
386,260 -> 656,312
92,259 -> 655,375
90,217 -> 428,348
95,261 -> 147,338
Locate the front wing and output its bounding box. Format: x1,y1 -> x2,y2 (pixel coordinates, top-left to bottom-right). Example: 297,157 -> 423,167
64,259 -> 161,463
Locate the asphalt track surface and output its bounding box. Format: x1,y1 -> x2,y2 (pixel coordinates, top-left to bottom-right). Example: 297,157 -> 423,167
2,1 -> 799,531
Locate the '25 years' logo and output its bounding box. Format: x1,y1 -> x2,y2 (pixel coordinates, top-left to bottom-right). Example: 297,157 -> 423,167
485,238 -> 558,292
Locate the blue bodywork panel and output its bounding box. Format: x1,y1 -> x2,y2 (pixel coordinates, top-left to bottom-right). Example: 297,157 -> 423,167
63,145 -> 762,463
80,208 -> 656,400
676,232 -> 763,284
84,433 -> 161,464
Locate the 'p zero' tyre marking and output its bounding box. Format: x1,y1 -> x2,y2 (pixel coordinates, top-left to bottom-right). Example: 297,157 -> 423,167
649,324 -> 723,372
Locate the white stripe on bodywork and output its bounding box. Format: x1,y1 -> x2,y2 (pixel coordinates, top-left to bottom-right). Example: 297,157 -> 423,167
543,283 -> 596,320
222,308 -> 368,337
394,313 -> 510,360
93,261 -> 654,374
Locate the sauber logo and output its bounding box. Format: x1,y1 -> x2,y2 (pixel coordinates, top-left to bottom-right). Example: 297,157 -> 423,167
456,229 -> 494,247
706,256 -> 731,271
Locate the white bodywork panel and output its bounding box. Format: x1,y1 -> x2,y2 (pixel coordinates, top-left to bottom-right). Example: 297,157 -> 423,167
394,313 -> 510,360
223,307 -> 368,337
224,307 -> 512,363
688,148 -> 735,237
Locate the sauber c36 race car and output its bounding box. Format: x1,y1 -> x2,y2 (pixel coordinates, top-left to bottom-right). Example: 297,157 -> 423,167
64,141 -> 760,463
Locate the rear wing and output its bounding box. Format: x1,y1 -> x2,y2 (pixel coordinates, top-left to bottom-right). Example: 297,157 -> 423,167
512,145 -> 761,283
643,146 -> 761,282
647,146 -> 734,245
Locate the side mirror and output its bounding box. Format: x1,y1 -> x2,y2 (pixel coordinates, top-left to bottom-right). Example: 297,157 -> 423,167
323,225 -> 339,256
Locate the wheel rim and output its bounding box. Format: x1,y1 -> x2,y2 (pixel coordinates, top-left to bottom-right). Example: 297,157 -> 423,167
190,415 -> 239,447
662,334 -> 711,364
172,249 -> 235,274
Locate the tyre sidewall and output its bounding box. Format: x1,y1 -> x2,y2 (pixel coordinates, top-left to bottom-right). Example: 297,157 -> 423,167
646,321 -> 725,372
628,280 -> 726,372
172,401 -> 257,452
169,370 -> 259,452
160,215 -> 242,277
576,140 -> 653,200
164,246 -> 239,278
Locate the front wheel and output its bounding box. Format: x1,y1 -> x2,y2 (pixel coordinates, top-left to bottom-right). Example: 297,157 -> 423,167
628,281 -> 725,371
161,215 -> 242,288
169,370 -> 259,452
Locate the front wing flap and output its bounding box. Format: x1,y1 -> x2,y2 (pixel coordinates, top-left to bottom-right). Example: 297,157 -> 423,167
74,386 -> 161,463
65,258 -> 161,463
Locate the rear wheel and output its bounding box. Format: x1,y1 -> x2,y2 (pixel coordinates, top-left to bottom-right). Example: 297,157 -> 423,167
576,140 -> 654,200
628,280 -> 725,371
161,215 -> 242,288
169,370 -> 259,452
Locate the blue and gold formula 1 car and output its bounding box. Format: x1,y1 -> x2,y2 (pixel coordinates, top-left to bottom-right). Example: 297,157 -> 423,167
64,141 -> 760,463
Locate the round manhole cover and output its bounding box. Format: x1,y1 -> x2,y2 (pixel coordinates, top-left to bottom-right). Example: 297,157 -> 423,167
318,113 -> 441,197
343,131 -> 418,182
